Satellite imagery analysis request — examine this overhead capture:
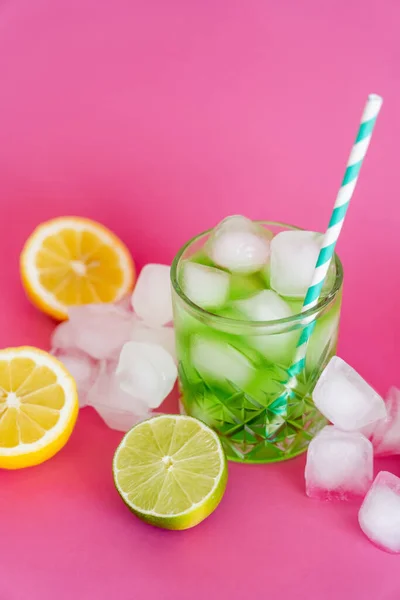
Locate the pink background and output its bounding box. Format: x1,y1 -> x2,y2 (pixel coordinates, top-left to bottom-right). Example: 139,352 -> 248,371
0,0 -> 399,598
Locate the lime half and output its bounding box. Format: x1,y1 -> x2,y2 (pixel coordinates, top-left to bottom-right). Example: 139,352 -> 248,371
113,415 -> 228,530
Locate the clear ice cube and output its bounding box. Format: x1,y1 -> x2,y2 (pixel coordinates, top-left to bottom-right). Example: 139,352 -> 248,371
67,303 -> 133,360
51,320 -> 76,350
235,290 -> 298,364
53,349 -> 98,407
191,335 -> 256,388
206,215 -> 271,274
358,471 -> 400,553
371,387 -> 400,456
253,331 -> 298,366
116,341 -> 177,409
313,356 -> 387,431
87,361 -> 151,431
131,264 -> 173,326
94,404 -> 150,432
181,262 -> 230,309
235,290 -> 293,322
305,307 -> 340,375
270,230 -> 335,298
130,320 -> 176,362
305,425 -> 373,500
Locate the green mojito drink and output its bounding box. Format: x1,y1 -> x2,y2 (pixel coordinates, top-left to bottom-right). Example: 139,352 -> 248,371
171,217 -> 343,463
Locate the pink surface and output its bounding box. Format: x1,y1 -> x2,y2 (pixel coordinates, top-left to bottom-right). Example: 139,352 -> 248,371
0,0 -> 399,598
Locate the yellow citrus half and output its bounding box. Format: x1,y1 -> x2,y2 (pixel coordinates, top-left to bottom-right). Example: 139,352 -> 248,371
0,347 -> 78,469
20,216 -> 135,320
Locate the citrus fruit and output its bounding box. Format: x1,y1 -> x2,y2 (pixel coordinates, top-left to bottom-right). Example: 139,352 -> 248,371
0,347 -> 78,469
113,414 -> 228,530
20,216 -> 135,320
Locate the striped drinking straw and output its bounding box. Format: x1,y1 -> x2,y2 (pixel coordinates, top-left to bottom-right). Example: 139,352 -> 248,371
289,93 -> 383,377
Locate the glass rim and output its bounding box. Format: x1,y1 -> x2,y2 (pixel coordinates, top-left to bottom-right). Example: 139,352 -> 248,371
170,220 -> 344,331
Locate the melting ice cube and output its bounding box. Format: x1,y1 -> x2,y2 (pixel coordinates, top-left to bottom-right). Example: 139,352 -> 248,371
305,425 -> 373,500
53,349 -> 98,407
116,341 -> 177,409
206,215 -> 271,274
358,471 -> 400,553
130,320 -> 176,362
87,361 -> 150,431
131,264 -> 173,326
305,307 -> 340,375
313,356 -> 386,431
51,320 -> 76,350
66,303 -> 132,360
235,290 -> 293,322
180,262 -> 230,309
235,290 -> 298,365
371,387 -> 400,456
270,230 -> 335,298
191,335 -> 256,388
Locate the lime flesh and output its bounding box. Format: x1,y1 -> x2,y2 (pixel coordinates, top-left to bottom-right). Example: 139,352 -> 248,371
113,415 -> 228,530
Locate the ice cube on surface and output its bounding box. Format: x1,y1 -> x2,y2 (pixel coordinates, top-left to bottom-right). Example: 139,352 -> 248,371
206,215 -> 271,274
358,471 -> 400,553
313,356 -> 386,431
87,361 -> 151,431
371,387 -> 400,456
116,294 -> 135,312
53,349 -> 98,407
67,303 -> 133,360
180,261 -> 230,309
191,335 -> 255,388
130,320 -> 176,362
94,405 -> 150,432
305,426 -> 373,500
51,320 -> 76,350
131,264 -> 173,326
116,341 -> 177,409
270,230 -> 335,298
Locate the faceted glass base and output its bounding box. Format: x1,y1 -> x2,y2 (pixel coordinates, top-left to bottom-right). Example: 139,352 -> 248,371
179,366 -> 328,463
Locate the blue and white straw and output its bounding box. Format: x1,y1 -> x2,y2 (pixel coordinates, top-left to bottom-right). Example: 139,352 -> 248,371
290,93 -> 383,376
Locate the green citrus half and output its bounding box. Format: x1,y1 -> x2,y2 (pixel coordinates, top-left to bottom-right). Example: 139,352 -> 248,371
113,414 -> 228,530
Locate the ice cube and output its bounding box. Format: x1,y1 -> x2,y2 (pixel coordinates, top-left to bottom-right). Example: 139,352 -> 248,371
358,471 -> 400,553
94,404 -> 150,432
116,294 -> 135,312
180,261 -> 230,309
116,341 -> 177,409
313,356 -> 386,431
235,290 -> 299,364
87,361 -> 151,431
305,426 -> 373,500
206,215 -> 271,274
254,331 -> 298,366
371,387 -> 400,456
51,320 -> 76,350
260,263 -> 271,287
235,290 -> 293,321
67,303 -> 132,360
229,272 -> 265,301
305,306 -> 340,375
270,230 -> 335,298
191,336 -> 256,388
131,264 -> 173,326
53,349 -> 98,407
130,320 -> 176,362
